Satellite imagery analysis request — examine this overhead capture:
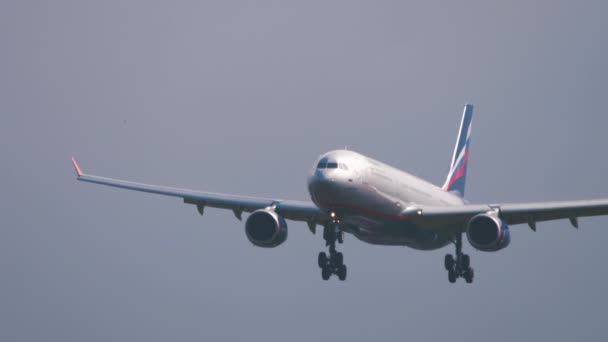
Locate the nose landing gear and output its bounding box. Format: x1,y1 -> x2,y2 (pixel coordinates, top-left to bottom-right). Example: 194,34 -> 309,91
444,234 -> 474,284
318,225 -> 347,281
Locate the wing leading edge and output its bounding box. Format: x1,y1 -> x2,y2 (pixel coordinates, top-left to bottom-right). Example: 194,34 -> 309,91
71,158 -> 326,224
416,199 -> 608,231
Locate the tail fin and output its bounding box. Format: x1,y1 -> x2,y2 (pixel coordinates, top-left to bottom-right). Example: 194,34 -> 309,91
442,104 -> 473,198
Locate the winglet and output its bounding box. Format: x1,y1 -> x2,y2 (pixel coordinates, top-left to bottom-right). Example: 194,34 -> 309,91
71,157 -> 83,177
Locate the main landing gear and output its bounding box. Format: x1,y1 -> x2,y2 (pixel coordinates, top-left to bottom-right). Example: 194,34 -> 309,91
318,225 -> 347,281
444,234 -> 474,284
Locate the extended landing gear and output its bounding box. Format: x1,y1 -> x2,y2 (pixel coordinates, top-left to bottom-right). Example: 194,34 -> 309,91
444,234 -> 474,284
318,225 -> 347,281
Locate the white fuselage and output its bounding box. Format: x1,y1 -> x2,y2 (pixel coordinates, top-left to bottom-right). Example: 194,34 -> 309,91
308,150 -> 465,249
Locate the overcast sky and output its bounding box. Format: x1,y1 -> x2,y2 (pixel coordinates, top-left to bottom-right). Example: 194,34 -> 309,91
2,1 -> 608,341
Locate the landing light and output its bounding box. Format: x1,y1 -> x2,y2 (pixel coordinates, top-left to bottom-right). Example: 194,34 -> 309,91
330,211 -> 336,218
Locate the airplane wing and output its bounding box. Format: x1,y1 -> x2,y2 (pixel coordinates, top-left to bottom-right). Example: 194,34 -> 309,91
415,199 -> 608,231
71,158 -> 327,225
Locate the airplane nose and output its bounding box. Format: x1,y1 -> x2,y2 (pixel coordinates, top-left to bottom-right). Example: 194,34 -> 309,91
308,170 -> 330,189
308,169 -> 344,201
309,166 -> 353,186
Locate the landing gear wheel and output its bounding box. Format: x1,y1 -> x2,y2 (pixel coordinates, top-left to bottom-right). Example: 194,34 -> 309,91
337,265 -> 347,281
444,254 -> 455,270
334,252 -> 344,266
445,234 -> 474,284
462,254 -> 470,269
464,267 -> 474,284
448,269 -> 457,283
321,266 -> 331,280
318,252 -> 328,268
319,224 -> 347,281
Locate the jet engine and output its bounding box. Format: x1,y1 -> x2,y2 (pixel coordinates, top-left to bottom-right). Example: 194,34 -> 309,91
466,213 -> 510,252
245,209 -> 288,248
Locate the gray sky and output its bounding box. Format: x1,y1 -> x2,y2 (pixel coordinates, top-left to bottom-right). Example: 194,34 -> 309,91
2,1 -> 608,341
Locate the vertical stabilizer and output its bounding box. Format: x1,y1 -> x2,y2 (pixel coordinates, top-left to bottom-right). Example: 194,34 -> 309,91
442,104 -> 473,198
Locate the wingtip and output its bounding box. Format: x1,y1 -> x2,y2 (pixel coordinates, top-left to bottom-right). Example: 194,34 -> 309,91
71,157 -> 83,177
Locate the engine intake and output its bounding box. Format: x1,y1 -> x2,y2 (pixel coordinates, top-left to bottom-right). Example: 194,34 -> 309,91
466,213 -> 510,252
245,209 -> 288,248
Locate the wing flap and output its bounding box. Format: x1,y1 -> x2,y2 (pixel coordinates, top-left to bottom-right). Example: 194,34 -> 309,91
498,199 -> 608,225
79,174 -> 274,209
416,199 -> 608,232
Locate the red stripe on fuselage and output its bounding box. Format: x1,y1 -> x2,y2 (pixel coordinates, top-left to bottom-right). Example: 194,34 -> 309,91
325,202 -> 409,221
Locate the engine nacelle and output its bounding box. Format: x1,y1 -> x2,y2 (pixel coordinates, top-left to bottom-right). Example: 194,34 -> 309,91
466,213 -> 511,252
245,209 -> 288,248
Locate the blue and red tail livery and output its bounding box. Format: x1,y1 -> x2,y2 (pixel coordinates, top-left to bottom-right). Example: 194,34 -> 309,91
442,104 -> 473,198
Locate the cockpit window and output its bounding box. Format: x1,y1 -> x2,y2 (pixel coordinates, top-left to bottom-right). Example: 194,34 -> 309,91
318,158 -> 344,170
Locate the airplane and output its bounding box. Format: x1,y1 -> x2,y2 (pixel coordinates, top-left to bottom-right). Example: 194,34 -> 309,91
71,104 -> 608,283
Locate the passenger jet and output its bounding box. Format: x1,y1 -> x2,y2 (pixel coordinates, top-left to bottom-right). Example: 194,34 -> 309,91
72,104 -> 608,283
